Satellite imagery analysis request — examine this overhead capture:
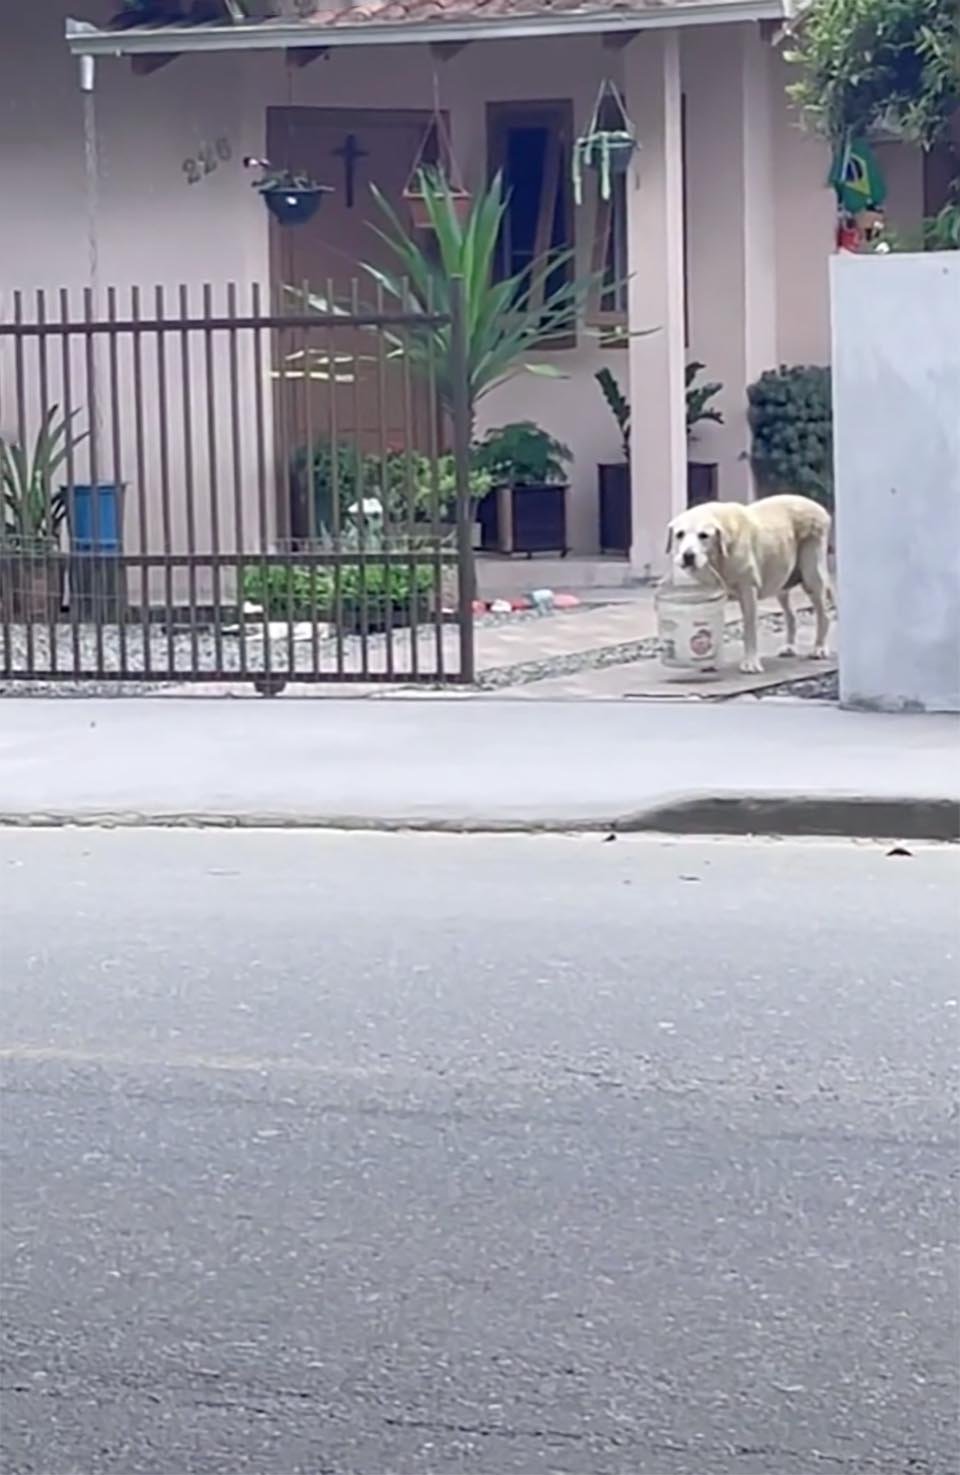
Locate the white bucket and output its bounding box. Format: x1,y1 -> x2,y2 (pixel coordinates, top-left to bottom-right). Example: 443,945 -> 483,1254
655,581 -> 726,670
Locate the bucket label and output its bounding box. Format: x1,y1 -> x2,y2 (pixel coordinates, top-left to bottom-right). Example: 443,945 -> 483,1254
689,627 -> 715,658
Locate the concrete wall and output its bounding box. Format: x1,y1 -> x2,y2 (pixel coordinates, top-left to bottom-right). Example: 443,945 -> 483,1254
831,253 -> 960,713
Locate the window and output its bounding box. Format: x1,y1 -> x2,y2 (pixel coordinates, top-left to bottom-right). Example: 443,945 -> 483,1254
487,101 -> 575,346
587,94 -> 689,342
589,172 -> 629,325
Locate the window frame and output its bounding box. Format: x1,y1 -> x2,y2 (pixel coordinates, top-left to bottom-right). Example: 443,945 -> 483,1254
486,99 -> 577,351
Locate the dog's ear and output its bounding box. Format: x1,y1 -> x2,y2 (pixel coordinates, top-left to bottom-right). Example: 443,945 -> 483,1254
713,523 -> 728,563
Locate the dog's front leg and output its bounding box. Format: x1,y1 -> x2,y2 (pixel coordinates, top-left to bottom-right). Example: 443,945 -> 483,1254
738,586 -> 763,673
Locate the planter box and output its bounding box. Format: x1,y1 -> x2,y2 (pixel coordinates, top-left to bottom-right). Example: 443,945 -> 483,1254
687,461 -> 718,507
478,483 -> 568,557
598,463 -> 630,553
595,462 -> 720,553
0,548 -> 64,623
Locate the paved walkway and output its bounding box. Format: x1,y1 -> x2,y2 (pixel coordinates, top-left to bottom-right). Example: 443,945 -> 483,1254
1,697 -> 956,837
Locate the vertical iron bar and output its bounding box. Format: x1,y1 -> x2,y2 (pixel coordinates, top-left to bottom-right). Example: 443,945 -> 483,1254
107,286 -> 128,678
131,286 -> 152,679
227,283 -> 247,679
203,283 -> 224,676
274,281 -> 295,681
155,285 -> 175,675
350,278 -> 369,678
251,281 -> 273,686
83,287 -> 105,678
326,279 -> 344,678
60,289 -> 82,676
375,278 -> 394,681
179,284 -> 200,675
449,276 -> 475,683
302,280 -> 320,679
400,287 -> 418,681
13,293 -> 35,676
424,275 -> 445,681
36,291 -> 59,677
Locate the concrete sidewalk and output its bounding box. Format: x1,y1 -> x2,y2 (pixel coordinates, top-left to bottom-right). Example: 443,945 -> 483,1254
0,697 -> 956,838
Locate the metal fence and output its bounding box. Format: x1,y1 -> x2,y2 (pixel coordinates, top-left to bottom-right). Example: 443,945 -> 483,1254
0,280 -> 475,689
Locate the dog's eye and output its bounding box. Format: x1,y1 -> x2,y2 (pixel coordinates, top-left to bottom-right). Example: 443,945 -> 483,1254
698,531 -> 709,541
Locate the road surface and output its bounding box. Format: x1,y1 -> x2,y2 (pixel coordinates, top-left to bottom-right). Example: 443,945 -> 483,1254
1,831 -> 957,1475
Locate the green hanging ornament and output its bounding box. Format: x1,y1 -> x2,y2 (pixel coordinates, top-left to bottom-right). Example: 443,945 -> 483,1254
573,80 -> 638,205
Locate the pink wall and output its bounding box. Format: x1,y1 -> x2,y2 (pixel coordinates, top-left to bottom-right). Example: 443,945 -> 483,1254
0,4 -> 927,559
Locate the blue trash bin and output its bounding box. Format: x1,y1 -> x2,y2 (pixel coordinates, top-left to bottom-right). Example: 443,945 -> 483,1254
64,483 -> 126,620
67,483 -> 122,551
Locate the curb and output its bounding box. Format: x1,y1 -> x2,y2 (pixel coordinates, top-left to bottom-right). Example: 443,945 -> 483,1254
0,795 -> 956,841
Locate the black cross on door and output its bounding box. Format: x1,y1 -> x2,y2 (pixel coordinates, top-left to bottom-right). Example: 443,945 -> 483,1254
332,133 -> 368,209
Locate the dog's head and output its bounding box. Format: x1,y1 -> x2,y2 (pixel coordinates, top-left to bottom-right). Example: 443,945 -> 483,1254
666,508 -> 727,579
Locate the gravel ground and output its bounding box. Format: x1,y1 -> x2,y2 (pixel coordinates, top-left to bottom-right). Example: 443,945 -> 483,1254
0,607 -> 833,699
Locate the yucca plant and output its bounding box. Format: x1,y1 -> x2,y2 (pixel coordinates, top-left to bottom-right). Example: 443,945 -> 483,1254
362,169 -> 624,435
1,406 -> 88,549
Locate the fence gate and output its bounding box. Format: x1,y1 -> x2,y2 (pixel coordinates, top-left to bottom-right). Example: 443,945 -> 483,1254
0,280 -> 475,690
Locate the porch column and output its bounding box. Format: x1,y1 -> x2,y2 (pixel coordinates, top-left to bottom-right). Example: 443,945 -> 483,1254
683,23 -> 778,499
623,30 -> 687,578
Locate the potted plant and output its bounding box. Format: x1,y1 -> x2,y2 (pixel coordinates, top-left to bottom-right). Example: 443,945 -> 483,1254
595,367 -> 631,553
593,363 -> 725,549
1,406 -> 86,622
747,364 -> 833,507
685,361 -> 724,506
245,156 -> 333,226
573,80 -> 637,205
472,422 -> 572,557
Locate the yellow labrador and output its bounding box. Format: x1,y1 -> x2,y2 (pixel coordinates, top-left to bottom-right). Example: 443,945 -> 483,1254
666,494 -> 832,674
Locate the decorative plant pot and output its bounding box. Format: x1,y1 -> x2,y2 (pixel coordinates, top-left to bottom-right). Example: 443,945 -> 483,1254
0,545 -> 64,623
598,463 -> 630,554
687,461 -> 718,508
478,483 -> 568,557
261,187 -> 327,226
405,190 -> 472,231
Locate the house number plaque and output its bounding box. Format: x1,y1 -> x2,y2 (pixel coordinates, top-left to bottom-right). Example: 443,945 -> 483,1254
183,137 -> 233,185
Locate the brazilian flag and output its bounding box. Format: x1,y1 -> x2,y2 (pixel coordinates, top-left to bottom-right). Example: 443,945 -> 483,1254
829,136 -> 887,213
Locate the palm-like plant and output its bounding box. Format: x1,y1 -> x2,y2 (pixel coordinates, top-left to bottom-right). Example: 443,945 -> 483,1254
363,169 -> 616,434
1,407 -> 88,548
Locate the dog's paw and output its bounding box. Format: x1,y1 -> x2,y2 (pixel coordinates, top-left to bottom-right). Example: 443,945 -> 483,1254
739,657 -> 764,675
778,645 -> 797,659
807,646 -> 829,661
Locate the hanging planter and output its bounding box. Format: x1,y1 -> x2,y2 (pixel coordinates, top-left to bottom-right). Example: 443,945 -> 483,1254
573,80 -> 637,205
403,109 -> 471,231
245,158 -> 333,227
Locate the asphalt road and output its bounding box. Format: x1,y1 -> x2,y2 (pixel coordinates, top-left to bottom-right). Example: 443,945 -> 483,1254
0,831 -> 957,1475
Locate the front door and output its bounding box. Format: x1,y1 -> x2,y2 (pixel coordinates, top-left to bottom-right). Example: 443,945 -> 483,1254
267,107 -> 441,537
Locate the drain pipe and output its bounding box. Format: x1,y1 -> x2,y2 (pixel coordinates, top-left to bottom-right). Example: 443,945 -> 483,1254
79,54 -> 96,93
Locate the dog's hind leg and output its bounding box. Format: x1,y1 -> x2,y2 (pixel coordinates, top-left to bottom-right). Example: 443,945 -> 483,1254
777,588 -> 797,657
798,538 -> 831,658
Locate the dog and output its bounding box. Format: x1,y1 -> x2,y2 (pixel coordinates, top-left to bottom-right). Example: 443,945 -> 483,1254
665,494 -> 832,674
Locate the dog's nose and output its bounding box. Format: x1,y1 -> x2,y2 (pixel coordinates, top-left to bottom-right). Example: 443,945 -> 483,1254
681,549 -> 696,568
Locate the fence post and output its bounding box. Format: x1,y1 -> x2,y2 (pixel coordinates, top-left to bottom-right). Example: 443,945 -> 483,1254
449,275 -> 475,684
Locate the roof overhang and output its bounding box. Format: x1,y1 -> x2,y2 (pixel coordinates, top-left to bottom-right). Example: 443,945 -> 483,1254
66,1 -> 792,58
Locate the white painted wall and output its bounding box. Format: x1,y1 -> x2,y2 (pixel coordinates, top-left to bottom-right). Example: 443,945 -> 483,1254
831,253 -> 960,713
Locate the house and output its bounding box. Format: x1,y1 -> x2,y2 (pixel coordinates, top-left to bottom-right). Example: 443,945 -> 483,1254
0,0 -> 932,581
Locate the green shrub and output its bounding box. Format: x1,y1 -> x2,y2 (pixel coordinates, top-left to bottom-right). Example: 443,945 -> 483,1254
747,365 -> 833,507
243,561 -> 437,622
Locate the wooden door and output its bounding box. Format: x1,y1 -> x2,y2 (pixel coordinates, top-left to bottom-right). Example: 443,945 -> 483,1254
267,107 -> 441,533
